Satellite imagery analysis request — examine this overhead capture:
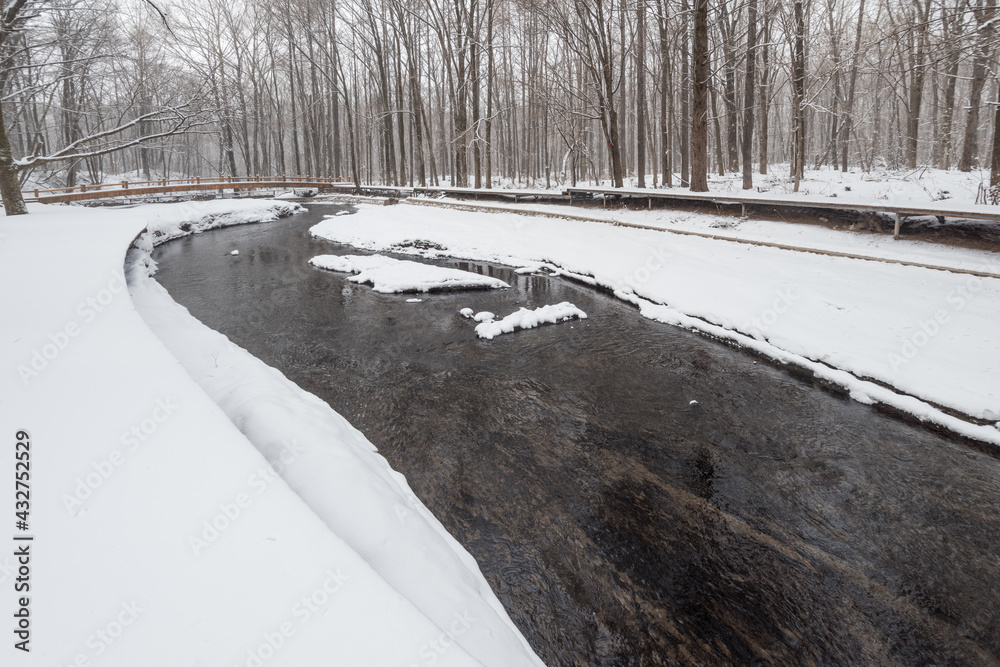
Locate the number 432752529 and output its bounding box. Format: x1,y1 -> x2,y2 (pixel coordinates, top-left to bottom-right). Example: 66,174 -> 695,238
15,431 -> 30,530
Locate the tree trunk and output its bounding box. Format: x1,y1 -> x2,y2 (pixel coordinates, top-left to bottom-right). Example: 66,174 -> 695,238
394,34 -> 407,186
742,0 -> 758,189
680,0 -> 691,186
759,7 -> 770,174
471,1 -> 482,189
959,0 -> 996,171
905,0 -> 930,169
938,5 -> 960,170
718,0 -> 739,173
0,101 -> 27,216
690,0 -> 709,191
991,87 -> 1000,187
841,0 -> 864,171
711,75 -> 724,176
484,0 -> 495,188
658,0 -> 671,186
636,0 -> 647,188
791,0 -> 806,190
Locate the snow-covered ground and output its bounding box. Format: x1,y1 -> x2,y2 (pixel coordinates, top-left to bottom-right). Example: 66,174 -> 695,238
311,204 -> 1000,446
310,254 -> 509,293
419,197 -> 1000,275
0,200 -> 542,666
3,181 -> 997,664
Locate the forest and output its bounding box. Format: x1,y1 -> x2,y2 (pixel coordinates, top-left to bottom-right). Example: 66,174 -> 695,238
2,0 -> 1000,213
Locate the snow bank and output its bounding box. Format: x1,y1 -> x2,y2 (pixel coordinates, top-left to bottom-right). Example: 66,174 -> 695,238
310,253 -> 509,293
0,202 -> 542,666
311,204 -> 1000,446
139,198 -> 303,243
130,255 -> 540,667
474,303 -> 587,339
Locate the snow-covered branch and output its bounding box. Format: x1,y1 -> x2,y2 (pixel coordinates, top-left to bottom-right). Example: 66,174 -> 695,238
14,101 -> 210,169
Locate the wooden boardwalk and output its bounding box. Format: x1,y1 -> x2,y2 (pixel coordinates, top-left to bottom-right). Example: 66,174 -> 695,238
411,186 -> 570,202
22,178 -> 1000,241
23,176 -> 353,204
563,186 -> 1000,239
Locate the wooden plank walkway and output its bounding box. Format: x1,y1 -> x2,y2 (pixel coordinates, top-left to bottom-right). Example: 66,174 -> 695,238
412,186 -> 570,202
563,186 -> 1000,239
23,177 -> 353,204
21,177 -> 1000,242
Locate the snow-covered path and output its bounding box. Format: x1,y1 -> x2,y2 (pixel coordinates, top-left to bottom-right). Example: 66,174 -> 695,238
312,204 -> 1000,446
413,197 -> 1000,275
0,202 -> 542,666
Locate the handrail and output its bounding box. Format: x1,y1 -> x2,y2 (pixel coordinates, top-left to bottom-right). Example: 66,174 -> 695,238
22,175 -> 352,198
20,179 -> 1000,244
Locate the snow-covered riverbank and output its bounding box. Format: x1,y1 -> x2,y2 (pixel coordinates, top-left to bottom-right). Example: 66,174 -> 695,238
0,200 -> 542,666
312,204 -> 1000,446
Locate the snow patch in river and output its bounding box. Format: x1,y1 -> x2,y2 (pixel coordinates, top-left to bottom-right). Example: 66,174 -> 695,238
310,254 -> 509,293
474,302 -> 587,339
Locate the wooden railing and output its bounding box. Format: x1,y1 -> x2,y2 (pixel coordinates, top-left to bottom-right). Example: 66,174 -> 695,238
23,176 -> 354,204
19,178 -> 1000,243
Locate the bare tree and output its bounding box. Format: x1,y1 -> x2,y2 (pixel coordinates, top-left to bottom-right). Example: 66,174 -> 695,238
690,0 -> 708,191
1,0 -> 201,215
742,0 -> 758,189
959,0 -> 996,171
936,0 -> 964,170
904,0 -> 931,169
788,0 -> 806,190
840,0 -> 864,171
552,0 -> 628,188
0,0 -> 40,214
636,0 -> 646,188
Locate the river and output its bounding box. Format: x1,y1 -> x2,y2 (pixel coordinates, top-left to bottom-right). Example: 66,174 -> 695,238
152,203 -> 1000,666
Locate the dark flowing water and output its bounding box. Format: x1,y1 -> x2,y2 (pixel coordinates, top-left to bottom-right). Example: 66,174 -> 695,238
152,204 -> 1000,666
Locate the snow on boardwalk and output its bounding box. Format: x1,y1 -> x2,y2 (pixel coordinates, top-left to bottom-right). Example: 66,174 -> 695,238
310,253 -> 509,292
312,204 -> 1000,446
0,202 -> 541,666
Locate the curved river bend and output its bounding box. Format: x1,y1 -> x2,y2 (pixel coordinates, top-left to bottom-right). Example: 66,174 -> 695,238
153,205 -> 1000,666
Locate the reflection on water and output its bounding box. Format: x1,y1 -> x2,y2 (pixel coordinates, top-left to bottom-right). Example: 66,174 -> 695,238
152,205 -> 1000,666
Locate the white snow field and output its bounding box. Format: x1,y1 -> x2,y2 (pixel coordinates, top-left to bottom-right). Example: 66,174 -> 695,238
309,253 -> 509,293
474,303 -> 588,340
0,201 -> 542,666
311,204 -> 1000,446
